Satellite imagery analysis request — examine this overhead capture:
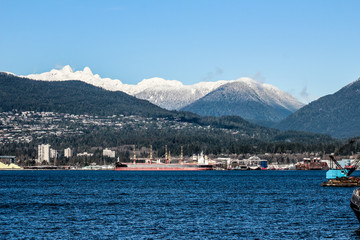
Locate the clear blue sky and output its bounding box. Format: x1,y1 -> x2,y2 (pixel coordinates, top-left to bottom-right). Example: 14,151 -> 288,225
1,0 -> 359,103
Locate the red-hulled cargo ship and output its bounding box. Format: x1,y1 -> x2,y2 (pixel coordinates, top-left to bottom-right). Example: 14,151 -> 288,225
115,162 -> 213,171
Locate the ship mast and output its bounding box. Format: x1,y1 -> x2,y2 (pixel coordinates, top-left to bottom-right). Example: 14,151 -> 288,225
180,146 -> 183,164
133,145 -> 136,164
150,145 -> 153,164
165,145 -> 168,164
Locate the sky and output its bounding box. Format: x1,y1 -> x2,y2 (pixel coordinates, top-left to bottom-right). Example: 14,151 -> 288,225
0,0 -> 359,103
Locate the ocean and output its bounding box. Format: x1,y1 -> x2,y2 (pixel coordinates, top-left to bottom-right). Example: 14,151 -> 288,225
0,170 -> 358,239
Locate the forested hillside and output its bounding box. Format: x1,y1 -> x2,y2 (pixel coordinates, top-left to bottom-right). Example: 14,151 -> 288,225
0,72 -> 343,161
277,78 -> 360,138
0,73 -> 172,117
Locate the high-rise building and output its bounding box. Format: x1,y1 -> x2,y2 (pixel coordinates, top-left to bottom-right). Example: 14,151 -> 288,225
64,148 -> 73,158
50,148 -> 58,159
103,148 -> 116,158
38,144 -> 50,164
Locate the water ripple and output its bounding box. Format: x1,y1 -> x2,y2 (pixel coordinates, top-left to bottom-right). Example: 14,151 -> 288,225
0,170 -> 358,239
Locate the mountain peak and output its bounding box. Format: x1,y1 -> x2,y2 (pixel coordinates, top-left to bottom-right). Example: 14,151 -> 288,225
234,77 -> 256,83
62,65 -> 73,73
344,77 -> 360,89
137,77 -> 183,89
83,66 -> 92,75
23,65 -> 119,86
181,79 -> 304,122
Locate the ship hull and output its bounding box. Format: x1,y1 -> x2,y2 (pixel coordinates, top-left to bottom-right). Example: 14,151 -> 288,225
115,163 -> 213,171
351,189 -> 360,223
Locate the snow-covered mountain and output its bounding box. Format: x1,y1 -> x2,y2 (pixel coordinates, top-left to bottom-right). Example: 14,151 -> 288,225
181,79 -> 304,122
20,65 -> 303,116
25,65 -> 134,93
133,78 -> 232,110
23,65 -> 230,110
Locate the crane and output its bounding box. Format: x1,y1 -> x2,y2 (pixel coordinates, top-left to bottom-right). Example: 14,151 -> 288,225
326,138 -> 360,179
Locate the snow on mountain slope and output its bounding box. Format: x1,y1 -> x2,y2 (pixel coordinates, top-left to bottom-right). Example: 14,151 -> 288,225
181,79 -> 304,122
21,65 -> 303,111
24,65 -> 132,93
217,78 -> 304,111
133,78 -> 233,109
21,65 -> 231,109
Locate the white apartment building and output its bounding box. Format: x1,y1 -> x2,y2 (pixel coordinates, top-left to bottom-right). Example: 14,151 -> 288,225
103,148 -> 115,158
38,144 -> 50,164
50,148 -> 58,159
64,148 -> 73,158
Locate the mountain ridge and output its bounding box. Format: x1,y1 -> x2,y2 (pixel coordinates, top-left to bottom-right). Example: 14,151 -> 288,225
276,77 -> 360,138
18,65 -> 304,112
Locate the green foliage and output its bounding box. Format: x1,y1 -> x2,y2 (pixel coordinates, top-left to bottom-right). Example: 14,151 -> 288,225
1,122 -> 342,163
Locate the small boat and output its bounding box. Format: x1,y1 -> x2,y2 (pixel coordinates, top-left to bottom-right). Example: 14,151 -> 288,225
237,165 -> 249,170
248,165 -> 261,170
351,188 -> 360,222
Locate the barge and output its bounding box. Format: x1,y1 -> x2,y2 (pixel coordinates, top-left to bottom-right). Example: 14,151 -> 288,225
322,176 -> 360,187
321,152 -> 360,187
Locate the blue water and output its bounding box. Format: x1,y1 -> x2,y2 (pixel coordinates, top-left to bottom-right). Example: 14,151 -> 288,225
0,170 -> 359,239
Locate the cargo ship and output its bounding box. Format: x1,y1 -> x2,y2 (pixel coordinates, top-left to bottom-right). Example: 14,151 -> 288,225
115,162 -> 213,171
115,147 -> 213,171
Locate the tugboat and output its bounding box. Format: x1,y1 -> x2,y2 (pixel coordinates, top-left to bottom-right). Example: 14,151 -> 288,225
351,188 -> 360,223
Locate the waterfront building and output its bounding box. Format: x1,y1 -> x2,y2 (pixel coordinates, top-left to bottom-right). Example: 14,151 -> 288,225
50,148 -> 58,159
77,152 -> 94,157
64,147 -> 73,158
103,148 -> 115,158
38,144 -> 50,164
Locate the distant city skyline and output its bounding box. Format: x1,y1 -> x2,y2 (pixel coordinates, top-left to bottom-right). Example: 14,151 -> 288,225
1,0 -> 359,103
